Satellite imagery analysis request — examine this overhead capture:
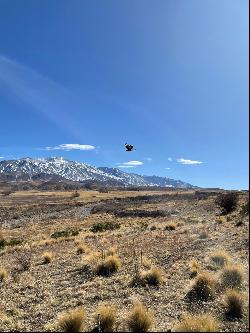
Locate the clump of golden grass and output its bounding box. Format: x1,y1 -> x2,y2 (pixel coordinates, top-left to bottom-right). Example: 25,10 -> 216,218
58,308 -> 85,332
216,216 -> 226,224
42,251 -> 53,264
143,267 -> 163,286
76,241 -> 91,255
173,313 -> 219,332
95,304 -> 117,332
96,255 -> 121,276
187,272 -> 216,301
131,267 -> 163,287
220,265 -> 244,290
0,267 -> 8,282
209,250 -> 231,270
142,257 -> 152,269
165,222 -> 176,231
106,246 -> 118,256
127,301 -> 154,332
223,289 -> 245,319
189,260 -> 201,278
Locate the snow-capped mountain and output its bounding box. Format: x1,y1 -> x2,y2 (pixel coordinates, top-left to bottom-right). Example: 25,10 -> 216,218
0,157 -> 196,188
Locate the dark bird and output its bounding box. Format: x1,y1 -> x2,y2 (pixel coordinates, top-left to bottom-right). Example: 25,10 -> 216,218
125,143 -> 135,151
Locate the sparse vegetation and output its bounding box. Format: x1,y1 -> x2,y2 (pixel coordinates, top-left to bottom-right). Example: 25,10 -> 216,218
223,289 -> 245,319
131,267 -> 163,287
51,229 -> 79,239
42,251 -> 53,264
189,260 -> 201,278
220,265 -> 244,290
209,251 -> 231,270
71,191 -> 80,199
95,304 -> 117,332
187,272 -> 216,301
58,308 -> 85,332
127,302 -> 154,332
215,192 -> 239,214
96,255 -> 121,276
0,189 -> 248,332
0,267 -> 8,282
165,222 -> 176,231
173,314 -> 219,332
240,201 -> 249,216
91,221 -> 120,233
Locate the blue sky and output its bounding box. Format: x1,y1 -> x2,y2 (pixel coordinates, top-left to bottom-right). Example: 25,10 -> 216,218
0,0 -> 248,189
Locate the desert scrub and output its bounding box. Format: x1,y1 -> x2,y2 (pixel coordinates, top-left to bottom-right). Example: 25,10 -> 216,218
187,272 -> 217,301
42,251 -> 53,264
209,250 -> 231,270
127,301 -> 154,332
51,229 -> 79,239
165,222 -> 176,231
0,267 -> 8,282
220,265 -> 244,290
223,289 -> 245,319
58,308 -> 85,332
189,260 -> 201,278
215,192 -> 239,214
95,304 -> 117,332
173,313 -> 219,332
96,255 -> 121,276
131,267 -> 163,287
91,221 -> 120,233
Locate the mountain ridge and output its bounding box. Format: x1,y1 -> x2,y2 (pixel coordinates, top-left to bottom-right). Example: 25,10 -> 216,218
0,157 -> 197,188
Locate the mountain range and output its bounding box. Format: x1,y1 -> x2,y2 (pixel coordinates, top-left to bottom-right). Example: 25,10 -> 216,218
0,157 -> 196,188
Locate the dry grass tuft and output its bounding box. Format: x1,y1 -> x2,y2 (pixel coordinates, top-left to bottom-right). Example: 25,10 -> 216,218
131,267 -> 163,287
95,304 -> 117,332
165,222 -> 176,231
209,250 -> 231,270
173,313 -> 219,332
127,301 -> 154,332
220,265 -> 244,290
223,289 -> 245,319
42,251 -> 53,264
187,272 -> 216,301
189,260 -> 201,278
143,267 -> 163,286
0,267 -> 8,282
58,308 -> 85,332
96,255 -> 121,276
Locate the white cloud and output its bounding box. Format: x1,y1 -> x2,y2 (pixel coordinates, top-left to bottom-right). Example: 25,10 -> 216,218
168,157 -> 173,161
165,167 -> 171,170
118,160 -> 143,168
122,160 -> 143,166
46,144 -> 95,151
177,158 -> 203,165
146,157 -> 152,161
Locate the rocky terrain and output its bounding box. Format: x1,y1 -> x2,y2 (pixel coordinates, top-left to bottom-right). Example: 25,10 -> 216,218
0,188 -> 248,332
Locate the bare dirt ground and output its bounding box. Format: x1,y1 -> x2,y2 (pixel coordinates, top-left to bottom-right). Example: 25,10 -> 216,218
0,189 -> 249,332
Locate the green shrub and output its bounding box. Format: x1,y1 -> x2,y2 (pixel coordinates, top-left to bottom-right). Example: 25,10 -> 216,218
91,221 -> 120,233
215,192 -> 239,214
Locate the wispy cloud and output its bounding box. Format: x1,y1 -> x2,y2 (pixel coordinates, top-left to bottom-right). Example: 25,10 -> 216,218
118,160 -> 143,168
0,157 -> 4,159
45,144 -> 95,151
168,157 -> 173,162
165,167 -> 171,170
177,158 -> 203,165
146,157 -> 152,161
